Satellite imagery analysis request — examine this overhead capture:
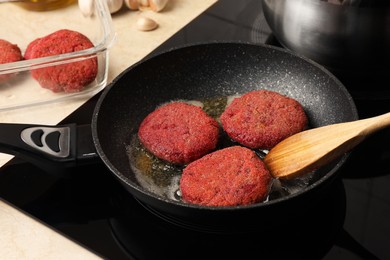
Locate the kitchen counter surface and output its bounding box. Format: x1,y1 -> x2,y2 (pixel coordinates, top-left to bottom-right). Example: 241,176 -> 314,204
0,0 -> 217,257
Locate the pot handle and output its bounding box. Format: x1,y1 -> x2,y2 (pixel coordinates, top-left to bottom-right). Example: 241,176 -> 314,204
0,123 -> 98,169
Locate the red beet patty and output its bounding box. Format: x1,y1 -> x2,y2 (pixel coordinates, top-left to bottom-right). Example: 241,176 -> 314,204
0,39 -> 23,83
220,90 -> 308,150
24,29 -> 97,93
180,146 -> 271,207
138,101 -> 220,164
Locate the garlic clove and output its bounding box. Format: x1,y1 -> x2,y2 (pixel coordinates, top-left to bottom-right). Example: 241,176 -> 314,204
148,0 -> 168,12
137,0 -> 149,11
78,0 -> 94,16
136,16 -> 158,31
124,0 -> 139,10
107,0 -> 124,13
138,0 -> 149,7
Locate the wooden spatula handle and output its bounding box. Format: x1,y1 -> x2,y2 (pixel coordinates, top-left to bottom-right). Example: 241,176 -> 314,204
264,112 -> 390,179
361,112 -> 390,135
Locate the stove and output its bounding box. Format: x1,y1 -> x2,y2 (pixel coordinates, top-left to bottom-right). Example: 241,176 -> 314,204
1,1 -> 389,259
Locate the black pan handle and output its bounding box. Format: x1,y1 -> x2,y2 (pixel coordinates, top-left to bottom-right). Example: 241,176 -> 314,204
0,123 -> 99,170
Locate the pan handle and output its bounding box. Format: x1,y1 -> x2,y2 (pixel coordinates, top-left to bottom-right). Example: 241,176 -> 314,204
0,123 -> 99,169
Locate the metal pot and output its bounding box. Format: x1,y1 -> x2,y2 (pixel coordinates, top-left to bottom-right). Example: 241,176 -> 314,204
262,0 -> 390,74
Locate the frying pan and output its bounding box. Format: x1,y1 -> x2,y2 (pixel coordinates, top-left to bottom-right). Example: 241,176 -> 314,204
0,42 -> 358,233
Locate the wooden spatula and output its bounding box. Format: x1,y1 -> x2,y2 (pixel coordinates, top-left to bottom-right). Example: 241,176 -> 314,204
264,112 -> 390,179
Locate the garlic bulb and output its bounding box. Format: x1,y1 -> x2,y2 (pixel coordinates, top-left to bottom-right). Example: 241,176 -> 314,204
79,0 -> 124,15
138,0 -> 149,7
106,0 -> 124,13
136,16 -> 158,31
148,0 -> 168,12
78,0 -> 94,16
124,0 -> 139,10
124,0 -> 168,12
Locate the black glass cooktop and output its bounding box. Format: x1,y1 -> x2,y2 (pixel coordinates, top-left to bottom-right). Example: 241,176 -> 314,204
1,1 -> 389,259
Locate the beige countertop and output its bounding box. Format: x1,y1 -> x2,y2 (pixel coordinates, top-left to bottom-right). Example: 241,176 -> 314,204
0,0 -> 217,257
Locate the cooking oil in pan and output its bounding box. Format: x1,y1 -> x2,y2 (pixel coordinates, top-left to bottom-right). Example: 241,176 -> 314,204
125,96 -> 316,205
126,136 -> 183,201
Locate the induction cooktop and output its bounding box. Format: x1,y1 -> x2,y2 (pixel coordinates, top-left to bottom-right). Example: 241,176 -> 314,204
0,1 -> 389,259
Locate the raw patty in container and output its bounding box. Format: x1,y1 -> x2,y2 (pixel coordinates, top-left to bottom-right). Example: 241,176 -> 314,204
24,29 -> 97,93
138,101 -> 220,165
220,89 -> 308,150
180,145 -> 272,207
0,39 -> 23,83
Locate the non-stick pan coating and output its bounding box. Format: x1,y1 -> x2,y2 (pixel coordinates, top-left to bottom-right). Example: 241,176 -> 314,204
92,42 -> 357,232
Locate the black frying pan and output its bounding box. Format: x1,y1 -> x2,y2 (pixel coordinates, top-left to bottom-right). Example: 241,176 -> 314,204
0,42 -> 358,233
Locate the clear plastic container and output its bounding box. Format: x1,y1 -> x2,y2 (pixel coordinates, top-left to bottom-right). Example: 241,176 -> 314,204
0,0 -> 115,111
